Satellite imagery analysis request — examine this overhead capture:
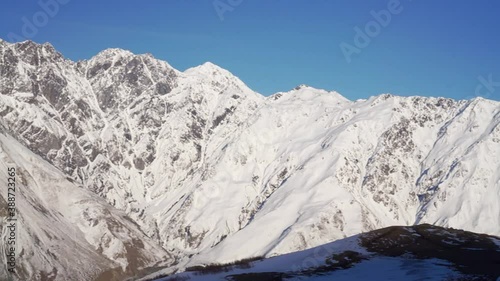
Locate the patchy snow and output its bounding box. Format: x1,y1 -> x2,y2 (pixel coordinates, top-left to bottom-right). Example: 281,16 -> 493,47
150,238 -> 461,281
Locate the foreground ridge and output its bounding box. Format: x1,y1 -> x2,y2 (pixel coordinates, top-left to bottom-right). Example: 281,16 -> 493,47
148,224 -> 500,281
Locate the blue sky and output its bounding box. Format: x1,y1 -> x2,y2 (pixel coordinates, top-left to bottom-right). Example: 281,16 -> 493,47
1,0 -> 499,101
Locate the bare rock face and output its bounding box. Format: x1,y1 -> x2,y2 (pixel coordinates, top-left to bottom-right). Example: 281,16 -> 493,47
0,40 -> 499,281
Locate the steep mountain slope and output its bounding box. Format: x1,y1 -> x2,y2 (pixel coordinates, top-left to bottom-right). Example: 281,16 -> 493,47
148,225 -> 500,281
156,87 -> 499,267
0,129 -> 172,281
0,39 -> 499,280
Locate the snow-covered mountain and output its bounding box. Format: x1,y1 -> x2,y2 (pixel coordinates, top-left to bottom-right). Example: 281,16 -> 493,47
0,39 -> 499,281
148,224 -> 500,281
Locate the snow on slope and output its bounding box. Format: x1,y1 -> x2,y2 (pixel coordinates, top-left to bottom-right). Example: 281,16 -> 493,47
0,39 -> 499,280
154,257 -> 460,281
0,130 -> 172,280
149,224 -> 500,281
171,92 -> 499,266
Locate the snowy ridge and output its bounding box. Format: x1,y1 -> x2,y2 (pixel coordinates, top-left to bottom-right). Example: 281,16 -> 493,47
148,224 -> 500,281
0,40 -> 499,280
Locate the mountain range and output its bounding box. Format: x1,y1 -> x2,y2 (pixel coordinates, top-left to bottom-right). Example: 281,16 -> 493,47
0,39 -> 499,281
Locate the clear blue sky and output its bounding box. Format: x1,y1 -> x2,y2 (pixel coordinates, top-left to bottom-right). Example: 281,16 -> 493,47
1,0 -> 499,101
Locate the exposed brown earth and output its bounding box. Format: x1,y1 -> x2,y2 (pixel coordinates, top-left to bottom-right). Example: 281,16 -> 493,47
359,224 -> 500,279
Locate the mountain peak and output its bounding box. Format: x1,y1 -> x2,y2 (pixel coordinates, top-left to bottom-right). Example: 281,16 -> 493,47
200,61 -> 220,68
185,61 -> 229,75
184,61 -> 243,83
293,84 -> 311,90
7,39 -> 64,63
93,48 -> 135,60
269,84 -> 350,103
13,40 -> 56,51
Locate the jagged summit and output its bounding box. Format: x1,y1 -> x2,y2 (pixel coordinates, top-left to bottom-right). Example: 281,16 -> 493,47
92,47 -> 135,60
293,84 -> 311,90
10,39 -> 57,52
268,83 -> 350,104
1,39 -> 65,63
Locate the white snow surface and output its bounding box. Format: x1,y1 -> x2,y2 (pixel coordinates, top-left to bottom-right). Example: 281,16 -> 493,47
0,40 -> 499,280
